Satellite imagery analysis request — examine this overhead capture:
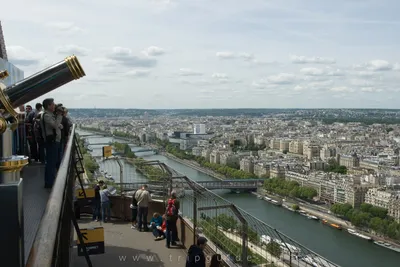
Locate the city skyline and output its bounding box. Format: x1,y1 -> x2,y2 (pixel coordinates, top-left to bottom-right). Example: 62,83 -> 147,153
2,0 -> 400,109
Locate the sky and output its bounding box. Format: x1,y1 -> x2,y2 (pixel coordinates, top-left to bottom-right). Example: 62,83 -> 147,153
2,0 -> 400,109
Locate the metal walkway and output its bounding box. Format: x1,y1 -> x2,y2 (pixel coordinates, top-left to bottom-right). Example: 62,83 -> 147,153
21,163 -> 50,264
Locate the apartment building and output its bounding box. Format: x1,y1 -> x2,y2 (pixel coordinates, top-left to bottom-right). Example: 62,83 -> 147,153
201,149 -> 211,162
270,139 -> 280,150
289,140 -> 303,155
287,171 -> 368,208
270,164 -> 285,178
254,162 -> 270,177
240,157 -> 254,173
192,147 -> 202,157
210,150 -> 221,164
338,154 -> 360,168
220,153 -> 239,167
303,143 -> 320,159
308,160 -> 328,171
320,146 -> 336,160
279,139 -> 290,152
364,188 -> 395,211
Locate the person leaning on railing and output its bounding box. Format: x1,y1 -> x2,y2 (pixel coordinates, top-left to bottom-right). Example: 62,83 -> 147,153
41,98 -> 63,189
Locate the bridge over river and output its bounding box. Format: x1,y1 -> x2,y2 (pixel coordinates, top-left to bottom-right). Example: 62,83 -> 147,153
116,179 -> 267,190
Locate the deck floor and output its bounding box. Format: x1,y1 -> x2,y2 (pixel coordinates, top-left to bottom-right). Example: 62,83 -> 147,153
22,163 -> 50,264
71,216 -> 188,267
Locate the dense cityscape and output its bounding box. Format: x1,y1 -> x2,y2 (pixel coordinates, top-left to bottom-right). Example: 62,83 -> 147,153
2,0 -> 400,266
76,109 -> 400,244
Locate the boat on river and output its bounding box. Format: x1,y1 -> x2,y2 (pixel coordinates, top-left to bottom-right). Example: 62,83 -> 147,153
374,241 -> 400,252
307,215 -> 319,221
322,219 -> 342,230
348,229 -> 372,241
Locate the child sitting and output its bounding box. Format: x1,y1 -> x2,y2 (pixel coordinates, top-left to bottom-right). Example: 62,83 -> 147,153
155,215 -> 167,240
149,212 -> 163,240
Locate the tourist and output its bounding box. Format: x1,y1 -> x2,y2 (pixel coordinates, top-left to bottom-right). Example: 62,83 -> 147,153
26,103 -> 42,162
185,237 -> 207,267
135,184 -> 152,231
130,190 -> 138,229
165,190 -> 180,248
92,180 -> 104,221
100,185 -> 112,222
209,254 -> 222,267
149,212 -> 163,240
41,98 -> 63,188
58,106 -> 71,165
34,111 -> 45,163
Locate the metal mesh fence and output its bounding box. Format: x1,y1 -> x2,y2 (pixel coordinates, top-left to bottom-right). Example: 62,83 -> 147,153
87,157 -> 340,267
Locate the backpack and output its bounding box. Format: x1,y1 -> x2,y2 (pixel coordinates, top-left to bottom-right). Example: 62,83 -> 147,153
166,198 -> 177,216
34,115 -> 44,143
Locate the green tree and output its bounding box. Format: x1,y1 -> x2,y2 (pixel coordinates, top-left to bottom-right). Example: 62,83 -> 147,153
266,241 -> 282,258
215,214 -> 238,230
292,204 -> 300,211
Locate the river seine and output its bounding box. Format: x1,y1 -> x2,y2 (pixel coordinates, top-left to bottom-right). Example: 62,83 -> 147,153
80,131 -> 400,267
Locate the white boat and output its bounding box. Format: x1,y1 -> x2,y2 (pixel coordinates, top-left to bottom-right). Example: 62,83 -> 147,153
348,229 -> 372,241
264,197 -> 272,201
105,174 -> 112,179
298,210 -> 308,216
374,241 -> 400,252
257,195 -> 263,199
307,215 -> 319,220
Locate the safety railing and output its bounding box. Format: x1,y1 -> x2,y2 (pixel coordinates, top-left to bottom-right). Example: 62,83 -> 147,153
99,158 -> 340,267
26,125 -> 87,267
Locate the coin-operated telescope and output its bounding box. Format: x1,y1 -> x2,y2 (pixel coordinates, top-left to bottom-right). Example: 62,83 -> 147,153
0,56 -> 85,266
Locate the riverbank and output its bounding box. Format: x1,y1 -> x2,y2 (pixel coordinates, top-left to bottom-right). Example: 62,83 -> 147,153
252,191 -> 400,249
162,152 -> 226,180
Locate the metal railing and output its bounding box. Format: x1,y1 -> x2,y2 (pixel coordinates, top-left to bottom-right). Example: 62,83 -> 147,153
100,158 -> 340,267
26,125 -> 86,267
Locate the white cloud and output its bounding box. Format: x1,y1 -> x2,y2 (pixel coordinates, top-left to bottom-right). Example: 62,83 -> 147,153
267,73 -> 297,84
330,86 -> 354,93
104,47 -> 157,68
179,68 -> 203,76
212,73 -> 228,79
238,53 -> 254,61
55,45 -> 90,56
360,87 -> 383,93
142,46 -> 165,56
353,60 -> 392,71
294,85 -> 304,91
216,51 -> 235,59
47,22 -> 84,34
290,55 -> 336,64
124,70 -> 151,77
300,67 -> 325,76
4,1 -> 399,108
7,46 -> 42,66
300,67 -> 345,76
179,79 -> 211,86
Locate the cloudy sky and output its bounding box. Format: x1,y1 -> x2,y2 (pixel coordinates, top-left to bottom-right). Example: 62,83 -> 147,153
2,0 -> 400,109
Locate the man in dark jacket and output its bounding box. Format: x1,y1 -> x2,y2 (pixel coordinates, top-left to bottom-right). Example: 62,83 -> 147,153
165,191 -> 180,248
186,237 -> 207,267
92,180 -> 104,221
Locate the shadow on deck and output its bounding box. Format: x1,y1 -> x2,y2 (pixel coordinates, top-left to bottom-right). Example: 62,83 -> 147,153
21,164 -> 50,264
71,216 -> 187,267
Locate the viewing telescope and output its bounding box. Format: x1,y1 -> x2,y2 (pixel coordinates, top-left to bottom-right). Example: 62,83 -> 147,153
0,55 -> 85,128
0,55 -> 85,176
